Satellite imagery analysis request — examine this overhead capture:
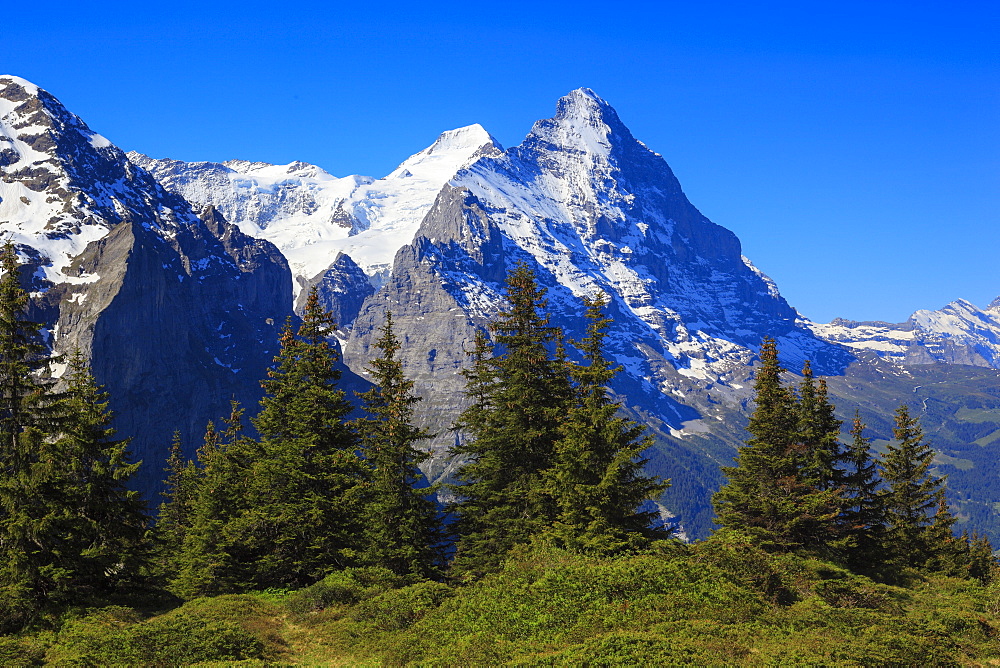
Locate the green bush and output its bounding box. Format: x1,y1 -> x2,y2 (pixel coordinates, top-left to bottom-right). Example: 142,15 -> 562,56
43,599 -> 274,666
521,631 -> 743,667
0,635 -> 48,666
284,567 -> 404,614
46,614 -> 264,666
349,581 -> 453,631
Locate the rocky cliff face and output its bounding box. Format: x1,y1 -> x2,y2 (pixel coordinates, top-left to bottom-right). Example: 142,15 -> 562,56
0,75 -> 293,489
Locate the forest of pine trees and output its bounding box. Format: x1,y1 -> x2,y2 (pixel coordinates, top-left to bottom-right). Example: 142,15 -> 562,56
713,337 -> 994,581
0,243 -> 993,637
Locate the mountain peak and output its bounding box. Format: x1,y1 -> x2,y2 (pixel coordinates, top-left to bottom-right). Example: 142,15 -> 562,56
424,123 -> 501,156
520,88 -> 635,162
555,87 -> 610,117
386,123 -> 501,180
988,296 -> 1000,313
0,75 -> 41,100
553,87 -> 626,132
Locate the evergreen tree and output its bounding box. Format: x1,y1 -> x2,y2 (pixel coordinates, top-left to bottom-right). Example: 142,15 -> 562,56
880,404 -> 948,569
156,430 -> 199,566
713,338 -> 842,552
841,412 -> 885,573
0,246 -> 148,626
925,497 -> 963,575
963,532 -> 997,583
450,262 -> 573,577
544,293 -> 670,554
44,351 -> 149,598
172,412 -> 253,596
241,288 -> 367,587
354,312 -> 444,579
798,366 -> 845,492
0,241 -> 66,627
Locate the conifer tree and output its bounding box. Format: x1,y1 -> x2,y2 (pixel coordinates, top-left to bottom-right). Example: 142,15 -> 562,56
156,430 -> 199,564
172,409 -> 254,596
44,351 -> 149,597
544,293 -> 670,554
798,366 -> 845,492
450,262 -> 573,577
925,497 -> 963,575
880,404 -> 948,569
354,313 -> 444,579
713,339 -> 842,552
241,288 -> 367,587
842,412 -> 885,573
0,241 -> 67,626
0,247 -> 148,626
963,532 -> 996,583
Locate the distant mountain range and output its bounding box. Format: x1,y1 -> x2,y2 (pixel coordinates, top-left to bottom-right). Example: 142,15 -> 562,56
2,74 -> 999,539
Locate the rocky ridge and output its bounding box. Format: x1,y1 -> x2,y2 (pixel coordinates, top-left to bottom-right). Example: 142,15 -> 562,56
0,75 -> 293,489
809,298 -> 1000,368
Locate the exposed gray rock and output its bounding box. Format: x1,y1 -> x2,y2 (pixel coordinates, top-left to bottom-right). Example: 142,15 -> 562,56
295,252 -> 375,327
0,76 -> 293,491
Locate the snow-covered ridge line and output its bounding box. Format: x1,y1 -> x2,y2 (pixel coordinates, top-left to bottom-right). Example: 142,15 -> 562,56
809,297 -> 1000,368
0,75 -> 209,286
131,124 -> 501,294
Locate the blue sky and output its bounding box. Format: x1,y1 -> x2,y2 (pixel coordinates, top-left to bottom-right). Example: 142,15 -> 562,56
6,1 -> 998,322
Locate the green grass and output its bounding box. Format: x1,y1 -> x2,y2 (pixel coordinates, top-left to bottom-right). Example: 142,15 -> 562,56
9,534 -> 1000,665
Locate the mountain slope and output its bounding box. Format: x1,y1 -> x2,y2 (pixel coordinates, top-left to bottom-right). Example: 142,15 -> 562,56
0,75 -> 294,489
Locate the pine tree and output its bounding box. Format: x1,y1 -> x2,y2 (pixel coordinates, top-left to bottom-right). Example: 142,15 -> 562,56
172,419 -> 244,596
798,366 -> 845,492
241,288 -> 368,587
964,532 -> 996,583
713,339 -> 842,552
925,497 -> 963,575
841,412 -> 885,573
544,293 -> 670,554
880,404 -> 948,569
43,351 -> 149,598
156,430 -> 199,565
0,241 -> 67,627
354,313 -> 444,579
450,262 -> 573,577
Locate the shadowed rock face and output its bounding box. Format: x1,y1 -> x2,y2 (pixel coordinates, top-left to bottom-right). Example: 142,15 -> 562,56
0,76 -> 293,490
295,252 -> 375,329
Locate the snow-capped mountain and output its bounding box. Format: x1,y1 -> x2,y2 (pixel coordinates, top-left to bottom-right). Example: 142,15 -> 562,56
343,89 -> 853,493
130,124 -> 501,294
809,298 -> 1000,369
0,75 -> 293,489
6,75 -> 999,539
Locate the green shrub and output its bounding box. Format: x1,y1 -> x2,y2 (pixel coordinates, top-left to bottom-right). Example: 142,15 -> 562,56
521,631 -> 742,667
349,581 -> 453,631
0,635 -> 48,666
43,599 -> 275,666
812,574 -> 899,611
46,614 -> 264,666
284,567 -> 404,614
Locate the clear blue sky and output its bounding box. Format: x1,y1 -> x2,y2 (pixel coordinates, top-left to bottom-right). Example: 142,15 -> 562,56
6,1 -> 998,323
